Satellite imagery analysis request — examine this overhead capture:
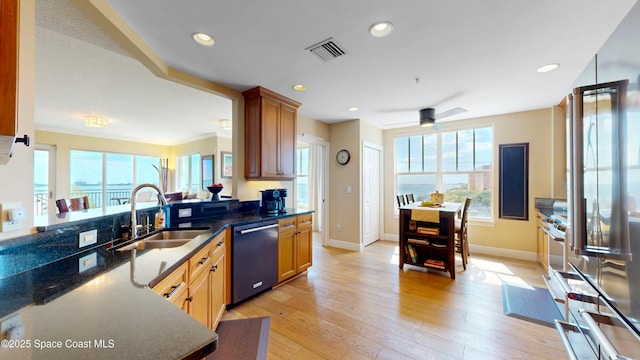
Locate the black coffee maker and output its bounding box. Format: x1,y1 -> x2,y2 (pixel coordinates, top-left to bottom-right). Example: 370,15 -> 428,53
260,188 -> 287,214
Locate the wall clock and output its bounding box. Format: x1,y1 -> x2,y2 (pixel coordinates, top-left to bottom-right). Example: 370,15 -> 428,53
336,149 -> 350,165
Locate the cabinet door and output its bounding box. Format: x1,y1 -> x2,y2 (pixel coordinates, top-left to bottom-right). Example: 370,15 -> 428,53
210,251 -> 225,329
0,0 -> 18,136
189,269 -> 210,328
172,287 -> 190,314
261,97 -> 281,178
296,215 -> 313,273
278,103 -> 297,178
278,218 -> 297,282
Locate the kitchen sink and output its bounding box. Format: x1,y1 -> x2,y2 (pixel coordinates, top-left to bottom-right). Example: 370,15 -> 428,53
117,229 -> 206,251
141,229 -> 206,241
117,239 -> 192,251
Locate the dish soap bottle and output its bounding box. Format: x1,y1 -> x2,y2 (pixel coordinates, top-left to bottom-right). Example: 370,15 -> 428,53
155,208 -> 165,229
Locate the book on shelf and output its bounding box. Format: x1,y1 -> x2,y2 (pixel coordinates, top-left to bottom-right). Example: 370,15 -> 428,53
416,227 -> 439,235
424,259 -> 446,269
407,237 -> 429,245
430,242 -> 447,248
406,244 -> 418,262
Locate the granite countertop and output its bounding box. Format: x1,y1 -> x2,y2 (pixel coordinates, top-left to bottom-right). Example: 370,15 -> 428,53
0,208 -> 312,360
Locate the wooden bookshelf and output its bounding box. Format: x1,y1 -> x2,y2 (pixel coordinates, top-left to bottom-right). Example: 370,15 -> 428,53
399,203 -> 462,279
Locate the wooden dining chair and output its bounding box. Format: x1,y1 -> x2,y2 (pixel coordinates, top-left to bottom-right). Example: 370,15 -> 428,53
55,199 -> 70,213
455,197 -> 472,270
70,196 -> 90,211
396,194 -> 406,207
406,193 -> 415,203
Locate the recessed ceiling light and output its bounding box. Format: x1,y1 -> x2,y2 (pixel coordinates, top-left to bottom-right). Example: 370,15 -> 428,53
537,63 -> 559,73
193,32 -> 215,46
84,115 -> 108,128
292,84 -> 306,91
348,107 -> 359,112
369,21 -> 394,37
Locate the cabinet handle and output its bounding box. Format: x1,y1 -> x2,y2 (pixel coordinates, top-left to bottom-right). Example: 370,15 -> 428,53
164,283 -> 183,299
216,241 -> 224,247
210,264 -> 218,272
198,256 -> 210,265
185,296 -> 193,302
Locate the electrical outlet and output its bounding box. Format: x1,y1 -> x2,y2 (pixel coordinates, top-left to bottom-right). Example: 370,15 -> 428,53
0,202 -> 24,232
336,223 -> 341,232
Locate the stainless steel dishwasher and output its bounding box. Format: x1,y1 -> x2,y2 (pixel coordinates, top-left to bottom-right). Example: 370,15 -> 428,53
231,220 -> 279,305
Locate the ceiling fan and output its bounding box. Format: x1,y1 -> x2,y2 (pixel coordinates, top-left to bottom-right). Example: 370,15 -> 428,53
419,107 -> 467,127
383,106 -> 468,129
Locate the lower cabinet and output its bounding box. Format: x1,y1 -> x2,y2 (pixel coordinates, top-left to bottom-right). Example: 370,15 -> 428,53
153,231 -> 227,330
278,214 -> 313,283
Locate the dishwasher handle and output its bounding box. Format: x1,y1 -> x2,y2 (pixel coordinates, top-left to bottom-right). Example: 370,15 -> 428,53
238,223 -> 278,235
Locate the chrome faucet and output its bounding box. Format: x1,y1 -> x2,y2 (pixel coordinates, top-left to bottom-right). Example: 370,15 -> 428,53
130,183 -> 168,239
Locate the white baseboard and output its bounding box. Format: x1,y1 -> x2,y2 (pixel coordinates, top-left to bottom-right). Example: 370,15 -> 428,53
327,238 -> 363,251
383,233 -> 399,242
469,244 -> 537,262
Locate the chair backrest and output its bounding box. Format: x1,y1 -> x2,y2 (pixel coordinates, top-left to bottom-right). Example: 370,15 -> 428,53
460,197 -> 472,227
406,194 -> 415,203
70,196 -> 89,210
396,194 -> 406,207
55,199 -> 70,213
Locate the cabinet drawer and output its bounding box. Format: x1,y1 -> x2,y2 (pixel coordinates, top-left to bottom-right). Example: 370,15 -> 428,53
189,242 -> 213,282
153,262 -> 189,303
210,232 -> 226,259
278,218 -> 297,235
297,214 -> 313,229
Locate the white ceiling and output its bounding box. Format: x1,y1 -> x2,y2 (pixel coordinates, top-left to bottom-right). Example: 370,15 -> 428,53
35,0 -> 637,145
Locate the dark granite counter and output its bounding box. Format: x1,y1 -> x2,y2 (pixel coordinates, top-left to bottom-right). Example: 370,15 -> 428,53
0,208 -> 312,360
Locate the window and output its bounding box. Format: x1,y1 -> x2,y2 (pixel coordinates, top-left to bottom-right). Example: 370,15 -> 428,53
69,150 -> 161,208
395,127 -> 493,219
296,146 -> 309,209
176,153 -> 201,193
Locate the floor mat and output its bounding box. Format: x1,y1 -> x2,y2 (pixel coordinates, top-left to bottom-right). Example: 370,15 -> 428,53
502,284 -> 562,327
206,316 -> 270,360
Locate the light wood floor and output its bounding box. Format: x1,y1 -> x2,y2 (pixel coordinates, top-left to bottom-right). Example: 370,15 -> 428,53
222,236 -> 567,360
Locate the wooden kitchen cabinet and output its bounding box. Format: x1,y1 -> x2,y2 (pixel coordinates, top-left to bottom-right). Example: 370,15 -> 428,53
152,231 -> 227,330
0,0 -> 19,137
243,86 -> 301,180
278,214 -> 313,283
152,262 -> 189,312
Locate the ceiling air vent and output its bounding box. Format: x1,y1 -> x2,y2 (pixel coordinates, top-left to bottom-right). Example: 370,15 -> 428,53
305,37 -> 348,62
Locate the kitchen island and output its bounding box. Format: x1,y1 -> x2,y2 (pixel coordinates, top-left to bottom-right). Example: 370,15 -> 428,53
0,205 -> 312,360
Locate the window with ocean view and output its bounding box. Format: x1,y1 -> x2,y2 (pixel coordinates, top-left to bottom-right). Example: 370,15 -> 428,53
69,150 -> 161,208
395,126 -> 493,220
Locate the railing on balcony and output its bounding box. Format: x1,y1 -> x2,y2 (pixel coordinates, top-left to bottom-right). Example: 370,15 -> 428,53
35,186 -> 145,215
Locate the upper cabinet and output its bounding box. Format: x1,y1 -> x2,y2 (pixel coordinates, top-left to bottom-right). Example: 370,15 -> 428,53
243,86 -> 300,180
0,0 -> 18,138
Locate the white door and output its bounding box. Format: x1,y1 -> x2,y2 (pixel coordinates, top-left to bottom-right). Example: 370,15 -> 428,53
363,143 -> 381,246
34,145 -> 57,215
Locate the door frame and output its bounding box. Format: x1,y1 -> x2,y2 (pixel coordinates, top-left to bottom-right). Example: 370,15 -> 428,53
361,141 -> 383,247
34,144 -> 57,215
297,134 -> 329,246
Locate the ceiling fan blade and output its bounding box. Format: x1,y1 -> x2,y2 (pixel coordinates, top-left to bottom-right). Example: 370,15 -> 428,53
435,107 -> 467,120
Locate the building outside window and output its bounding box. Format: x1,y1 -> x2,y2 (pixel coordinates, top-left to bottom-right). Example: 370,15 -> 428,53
395,126 -> 493,220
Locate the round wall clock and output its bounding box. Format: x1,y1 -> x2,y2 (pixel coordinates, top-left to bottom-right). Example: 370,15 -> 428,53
336,149 -> 351,165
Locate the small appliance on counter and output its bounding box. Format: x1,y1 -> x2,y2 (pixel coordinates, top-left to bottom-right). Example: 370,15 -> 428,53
260,188 -> 287,214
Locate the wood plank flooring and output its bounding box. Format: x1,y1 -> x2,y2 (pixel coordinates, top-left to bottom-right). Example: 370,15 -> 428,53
222,236 -> 567,359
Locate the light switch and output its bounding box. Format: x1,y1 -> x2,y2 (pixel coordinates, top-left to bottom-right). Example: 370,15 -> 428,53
78,229 -> 98,248
347,185 -> 352,194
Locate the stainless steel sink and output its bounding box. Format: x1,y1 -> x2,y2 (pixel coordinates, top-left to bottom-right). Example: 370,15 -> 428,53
117,229 -> 206,251
118,239 -> 192,251
141,229 -> 206,241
